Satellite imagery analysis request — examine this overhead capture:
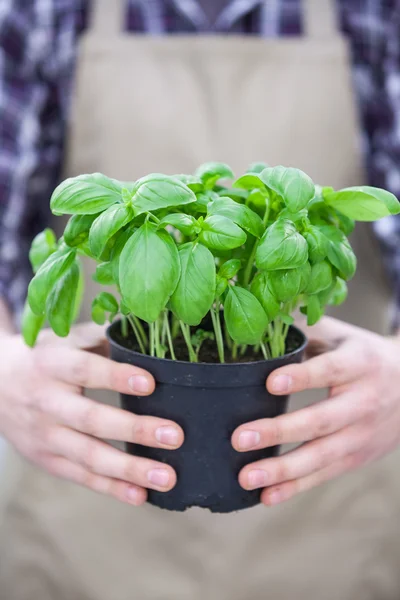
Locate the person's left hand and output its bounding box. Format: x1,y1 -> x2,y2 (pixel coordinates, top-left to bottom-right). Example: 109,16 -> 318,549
231,317 -> 400,506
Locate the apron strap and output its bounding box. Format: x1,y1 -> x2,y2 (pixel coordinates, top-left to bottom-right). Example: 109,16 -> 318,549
91,0 -> 125,34
304,0 -> 338,38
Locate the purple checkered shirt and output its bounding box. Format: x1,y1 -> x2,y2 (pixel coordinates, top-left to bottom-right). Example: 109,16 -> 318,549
1,0 -> 400,325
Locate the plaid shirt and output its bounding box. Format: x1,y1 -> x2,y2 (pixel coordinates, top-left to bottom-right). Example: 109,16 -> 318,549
1,0 -> 400,323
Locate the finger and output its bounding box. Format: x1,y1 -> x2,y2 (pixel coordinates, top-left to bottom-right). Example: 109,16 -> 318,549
238,425 -> 368,491
260,451 -> 366,506
39,388 -> 184,449
232,386 -> 375,451
267,340 -> 369,395
48,427 -> 177,492
41,453 -> 147,506
39,322 -> 107,351
37,346 -> 155,395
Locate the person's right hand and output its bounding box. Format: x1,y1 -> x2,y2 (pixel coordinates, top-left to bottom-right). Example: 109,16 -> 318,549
0,323 -> 184,506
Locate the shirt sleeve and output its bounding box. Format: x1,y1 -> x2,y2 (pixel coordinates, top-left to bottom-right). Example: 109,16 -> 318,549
0,1 -> 79,322
340,1 -> 400,329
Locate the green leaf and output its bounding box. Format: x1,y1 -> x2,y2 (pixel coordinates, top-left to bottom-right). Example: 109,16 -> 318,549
256,219 -> 308,271
247,162 -> 269,174
109,227 -> 136,286
260,166 -> 315,212
305,260 -> 333,295
306,295 -> 323,326
327,277 -> 348,306
195,162 -> 234,189
28,248 -> 76,315
29,229 -> 57,273
89,204 -> 132,258
119,222 -> 180,322
207,197 -> 264,238
50,173 -> 123,215
199,215 -> 247,250
131,174 -> 196,216
233,173 -> 266,191
218,188 -> 249,202
46,262 -> 80,337
250,272 -> 280,321
169,242 -> 216,326
64,214 -> 100,247
93,261 -> 115,285
72,260 -> 85,322
268,268 -> 303,303
303,226 -> 329,263
280,314 -> 295,326
324,186 -> 400,221
91,292 -> 119,325
215,275 -> 228,297
298,261 -> 312,292
219,259 -> 242,280
22,301 -> 45,347
158,213 -> 201,237
320,225 -> 357,280
224,287 -> 268,345
174,174 -> 204,193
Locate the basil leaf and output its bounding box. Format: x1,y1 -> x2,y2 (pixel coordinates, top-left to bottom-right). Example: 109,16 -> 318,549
188,190 -> 219,215
328,277 -> 348,306
170,242 -> 216,326
208,197 -> 264,238
22,301 -> 45,347
131,174 -> 196,216
268,268 -> 303,303
200,215 -> 247,250
219,258 -> 242,280
303,226 -> 329,263
218,188 -> 249,202
29,228 -> 57,273
158,213 -> 200,236
305,260 -> 333,295
250,272 -> 280,321
28,248 -> 76,315
324,186 -> 400,221
195,162 -> 234,189
46,262 -> 80,337
247,162 -> 269,174
64,214 -> 100,247
320,225 -> 357,280
224,287 -> 268,345
215,275 -> 228,297
93,261 -> 115,285
119,222 -> 180,322
174,174 -> 204,193
89,204 -> 132,258
109,227 -> 136,286
256,220 -> 308,271
306,295 -> 323,326
91,292 -> 119,325
260,166 -> 315,212
298,261 -> 312,292
233,173 -> 266,191
50,173 -> 123,215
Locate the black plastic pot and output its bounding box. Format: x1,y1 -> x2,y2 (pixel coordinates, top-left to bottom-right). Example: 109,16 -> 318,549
107,322 -> 307,513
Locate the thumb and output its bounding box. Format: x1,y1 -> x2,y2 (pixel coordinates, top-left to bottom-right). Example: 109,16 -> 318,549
39,322 -> 109,355
294,315 -> 357,358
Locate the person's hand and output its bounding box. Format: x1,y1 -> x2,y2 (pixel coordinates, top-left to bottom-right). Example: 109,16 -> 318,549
232,317 -> 400,506
0,323 -> 184,506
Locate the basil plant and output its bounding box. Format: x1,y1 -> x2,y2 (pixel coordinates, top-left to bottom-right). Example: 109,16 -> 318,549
23,163 -> 400,362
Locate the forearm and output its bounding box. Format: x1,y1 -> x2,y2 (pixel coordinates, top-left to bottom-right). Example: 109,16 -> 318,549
0,297 -> 15,335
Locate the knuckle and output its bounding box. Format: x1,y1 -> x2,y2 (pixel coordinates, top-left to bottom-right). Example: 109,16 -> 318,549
132,419 -> 146,444
274,460 -> 290,482
269,418 -> 285,446
311,411 -> 333,438
80,402 -> 102,437
69,353 -> 90,387
81,440 -> 99,472
323,353 -> 343,387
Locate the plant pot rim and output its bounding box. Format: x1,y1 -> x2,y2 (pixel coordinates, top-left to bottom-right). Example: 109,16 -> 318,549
107,320 -> 308,368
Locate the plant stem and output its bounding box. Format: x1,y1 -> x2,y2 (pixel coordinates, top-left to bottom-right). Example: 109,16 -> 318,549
179,321 -> 197,363
232,343 -> 238,361
154,318 -> 163,358
127,315 -> 146,355
132,315 -> 148,349
211,306 -> 225,364
150,322 -> 155,357
243,240 -> 258,288
224,322 -> 233,350
164,311 -> 176,360
121,315 -> 128,338
261,342 -> 271,360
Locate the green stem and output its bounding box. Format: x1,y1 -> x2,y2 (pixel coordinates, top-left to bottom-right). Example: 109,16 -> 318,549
179,321 -> 197,363
127,315 -> 146,355
211,306 -> 225,364
232,343 -> 238,361
150,322 -> 155,357
121,315 -> 128,338
224,322 -> 233,350
261,342 -> 271,360
132,315 -> 148,348
154,318 -> 163,358
242,240 -> 258,288
164,311 -> 176,360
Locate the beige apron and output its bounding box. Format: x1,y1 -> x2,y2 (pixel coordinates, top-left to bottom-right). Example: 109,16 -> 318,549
1,1 -> 400,598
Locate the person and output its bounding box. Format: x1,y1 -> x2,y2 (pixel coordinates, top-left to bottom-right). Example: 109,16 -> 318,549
1,1 -> 400,598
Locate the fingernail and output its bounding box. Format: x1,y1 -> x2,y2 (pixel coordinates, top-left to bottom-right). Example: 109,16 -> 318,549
129,375 -> 151,394
156,426 -> 179,447
268,489 -> 283,505
271,375 -> 292,394
239,431 -> 261,450
248,469 -> 268,489
126,486 -> 142,505
148,469 -> 170,488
